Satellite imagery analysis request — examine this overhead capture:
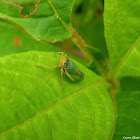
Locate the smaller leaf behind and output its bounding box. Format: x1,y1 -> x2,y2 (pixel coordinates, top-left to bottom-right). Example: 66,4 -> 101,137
0,19 -> 60,57
0,0 -> 74,41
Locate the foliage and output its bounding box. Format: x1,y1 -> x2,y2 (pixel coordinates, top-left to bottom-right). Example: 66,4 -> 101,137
0,0 -> 139,139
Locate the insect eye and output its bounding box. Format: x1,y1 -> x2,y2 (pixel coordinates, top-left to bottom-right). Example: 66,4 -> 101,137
64,62 -> 66,65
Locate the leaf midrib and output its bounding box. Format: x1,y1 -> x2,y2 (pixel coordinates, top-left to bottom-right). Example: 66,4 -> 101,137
0,80 -> 106,136
47,0 -> 71,32
112,36 -> 140,78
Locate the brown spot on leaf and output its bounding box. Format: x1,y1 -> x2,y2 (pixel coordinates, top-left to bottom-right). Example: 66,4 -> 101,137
14,37 -> 21,47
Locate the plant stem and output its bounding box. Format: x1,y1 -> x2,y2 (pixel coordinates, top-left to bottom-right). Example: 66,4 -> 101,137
108,79 -> 119,140
71,28 -> 92,62
71,27 -> 107,77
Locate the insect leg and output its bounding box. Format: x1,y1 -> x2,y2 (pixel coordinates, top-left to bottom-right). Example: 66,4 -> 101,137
36,65 -> 59,69
52,52 -> 64,57
61,68 -> 64,90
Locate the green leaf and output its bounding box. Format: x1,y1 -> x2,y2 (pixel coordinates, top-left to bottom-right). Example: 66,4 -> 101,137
104,0 -> 140,74
0,51 -> 115,139
0,19 -> 61,56
104,1 -> 140,139
0,0 -> 75,41
113,91 -> 140,139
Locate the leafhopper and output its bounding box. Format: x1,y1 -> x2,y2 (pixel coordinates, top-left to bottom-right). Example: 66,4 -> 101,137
37,52 -> 84,89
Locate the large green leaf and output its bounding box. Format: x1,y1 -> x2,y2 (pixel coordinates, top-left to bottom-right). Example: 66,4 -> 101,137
0,51 -> 115,139
104,0 -> 140,74
113,91 -> 140,140
0,19 -> 61,57
0,0 -> 74,41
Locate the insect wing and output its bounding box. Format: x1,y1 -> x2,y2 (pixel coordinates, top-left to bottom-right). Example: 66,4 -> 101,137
65,58 -> 84,81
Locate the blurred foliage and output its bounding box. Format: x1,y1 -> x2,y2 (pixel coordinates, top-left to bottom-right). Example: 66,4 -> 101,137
72,0 -> 108,57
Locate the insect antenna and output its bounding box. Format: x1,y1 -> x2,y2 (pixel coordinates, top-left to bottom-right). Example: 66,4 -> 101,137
36,65 -> 59,69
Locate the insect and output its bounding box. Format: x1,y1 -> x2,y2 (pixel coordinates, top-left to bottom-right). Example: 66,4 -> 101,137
36,52 -> 84,89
